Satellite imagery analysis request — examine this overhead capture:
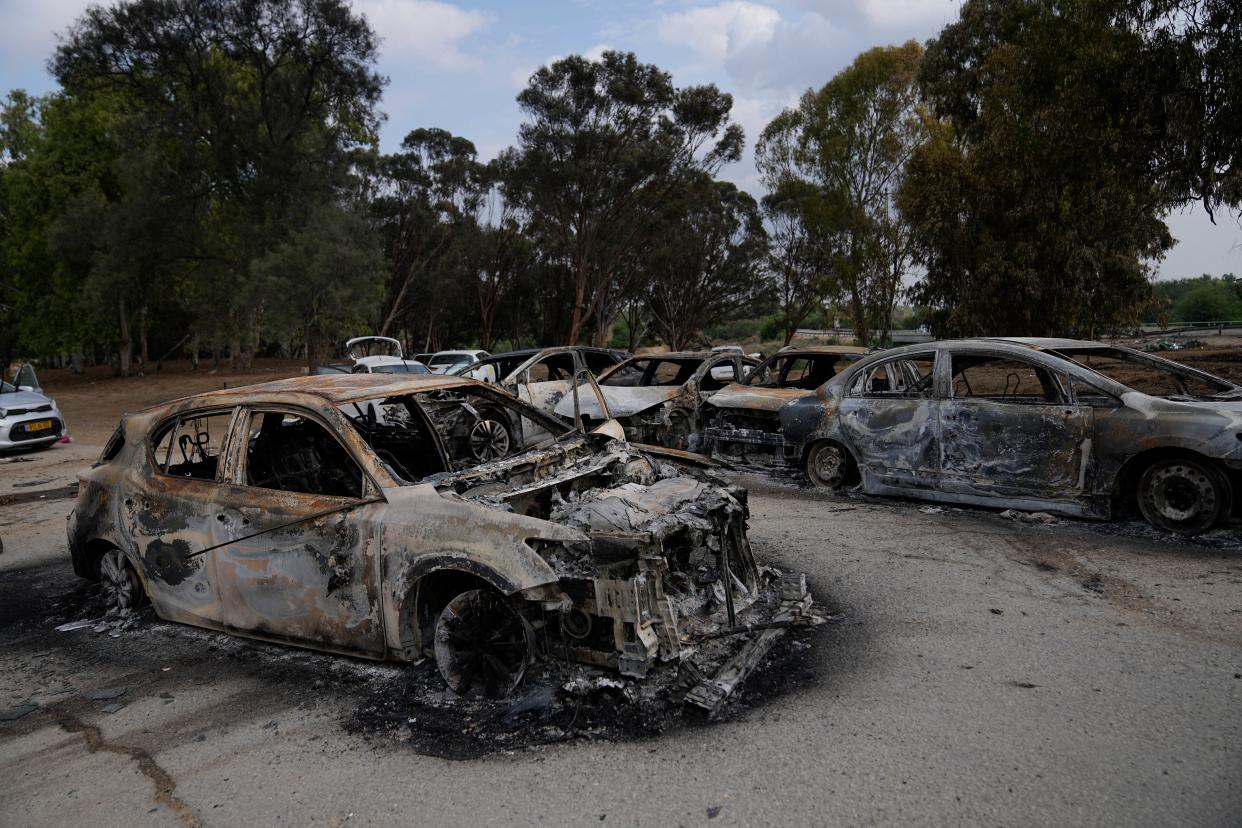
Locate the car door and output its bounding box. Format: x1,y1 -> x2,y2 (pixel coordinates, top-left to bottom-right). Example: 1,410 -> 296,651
122,407 -> 242,627
939,351 -> 1093,499
514,353 -> 578,441
838,352 -> 941,487
207,406 -> 386,655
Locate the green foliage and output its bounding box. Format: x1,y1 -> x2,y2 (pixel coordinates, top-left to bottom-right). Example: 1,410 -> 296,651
505,50 -> 743,346
1149,275 -> 1242,323
644,175 -> 770,350
757,42 -> 924,346
900,0 -> 1172,338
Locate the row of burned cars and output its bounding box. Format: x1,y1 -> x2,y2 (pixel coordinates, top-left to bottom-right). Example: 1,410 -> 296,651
65,336 -> 1240,708
453,338 -> 1242,536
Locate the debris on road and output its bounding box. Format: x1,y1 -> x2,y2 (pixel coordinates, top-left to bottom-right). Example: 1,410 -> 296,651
0,704 -> 37,721
84,687 -> 127,700
1000,509 -> 1058,525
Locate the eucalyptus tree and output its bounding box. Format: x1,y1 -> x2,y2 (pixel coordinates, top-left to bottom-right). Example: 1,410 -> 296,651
505,50 -> 743,345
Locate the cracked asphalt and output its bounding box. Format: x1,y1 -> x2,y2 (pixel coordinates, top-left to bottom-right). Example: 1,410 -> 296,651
2,434 -> 1241,826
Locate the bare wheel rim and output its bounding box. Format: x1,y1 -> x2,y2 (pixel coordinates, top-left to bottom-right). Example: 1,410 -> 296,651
1143,463 -> 1217,526
810,443 -> 848,487
469,418 -> 510,461
99,549 -> 138,611
434,589 -> 531,698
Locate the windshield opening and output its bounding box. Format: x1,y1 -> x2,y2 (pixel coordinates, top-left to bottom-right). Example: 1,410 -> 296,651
339,387 -> 574,481
601,357 -> 705,387
1050,347 -> 1237,399
747,353 -> 861,390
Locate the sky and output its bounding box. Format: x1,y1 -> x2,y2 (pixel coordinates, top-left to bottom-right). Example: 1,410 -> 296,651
2,0 -> 1239,279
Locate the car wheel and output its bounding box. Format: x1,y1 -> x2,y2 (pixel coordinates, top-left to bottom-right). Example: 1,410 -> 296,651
1136,456 -> 1230,535
468,414 -> 512,462
434,589 -> 533,698
99,548 -> 144,612
805,440 -> 853,489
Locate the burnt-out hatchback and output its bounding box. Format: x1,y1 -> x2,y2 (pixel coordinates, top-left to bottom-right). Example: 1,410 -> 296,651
69,375 -> 812,705
780,339 -> 1242,535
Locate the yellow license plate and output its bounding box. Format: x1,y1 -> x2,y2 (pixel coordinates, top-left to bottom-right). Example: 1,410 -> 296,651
25,420 -> 53,432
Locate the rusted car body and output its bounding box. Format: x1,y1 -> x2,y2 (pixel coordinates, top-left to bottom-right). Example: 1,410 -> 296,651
68,374 -> 811,703
780,338 -> 1242,534
555,352 -> 761,449
700,346 -> 868,464
452,346 -> 626,417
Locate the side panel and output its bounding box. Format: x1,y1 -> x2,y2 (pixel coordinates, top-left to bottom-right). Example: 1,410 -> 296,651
121,469 -> 227,626
207,490 -> 386,655
939,401 -> 1094,499
840,397 -> 941,488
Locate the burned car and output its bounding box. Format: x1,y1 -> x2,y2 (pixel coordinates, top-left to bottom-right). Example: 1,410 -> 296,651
700,346 -> 868,464
452,346 -> 626,413
780,338 -> 1242,534
555,352 -> 760,449
68,374 -> 812,705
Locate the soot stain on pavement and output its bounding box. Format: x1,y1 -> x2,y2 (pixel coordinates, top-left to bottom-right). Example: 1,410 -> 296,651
9,563 -> 844,762
348,621 -> 830,761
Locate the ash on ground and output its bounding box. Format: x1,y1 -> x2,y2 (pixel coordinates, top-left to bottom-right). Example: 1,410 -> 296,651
349,621 -> 827,761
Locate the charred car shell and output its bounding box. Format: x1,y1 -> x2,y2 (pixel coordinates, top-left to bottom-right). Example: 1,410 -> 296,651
700,346 -> 868,464
780,338 -> 1242,534
556,352 -> 760,449
452,346 -> 625,418
68,374 -> 812,704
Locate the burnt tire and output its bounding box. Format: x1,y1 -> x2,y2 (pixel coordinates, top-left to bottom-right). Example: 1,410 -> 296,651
468,412 -> 512,462
805,440 -> 854,489
1136,456 -> 1231,535
99,548 -> 144,612
434,589 -> 533,698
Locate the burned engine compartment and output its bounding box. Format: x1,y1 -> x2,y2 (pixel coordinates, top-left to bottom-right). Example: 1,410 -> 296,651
427,436 -> 817,710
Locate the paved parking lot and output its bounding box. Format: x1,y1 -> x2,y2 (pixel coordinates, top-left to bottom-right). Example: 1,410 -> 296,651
2,433 -> 1239,827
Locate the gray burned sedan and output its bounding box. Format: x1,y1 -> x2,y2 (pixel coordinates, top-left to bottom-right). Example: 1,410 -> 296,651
68,374 -> 812,705
780,338 -> 1242,534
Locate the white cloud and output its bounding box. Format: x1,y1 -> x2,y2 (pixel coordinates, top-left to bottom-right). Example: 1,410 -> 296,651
509,43 -> 614,90
656,2 -> 781,65
858,0 -> 958,30
356,0 -> 492,71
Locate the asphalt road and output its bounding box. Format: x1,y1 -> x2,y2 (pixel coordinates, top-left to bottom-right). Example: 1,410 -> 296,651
1,443 -> 1240,827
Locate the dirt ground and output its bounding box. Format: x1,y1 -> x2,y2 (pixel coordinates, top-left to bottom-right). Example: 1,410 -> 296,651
1,362 -> 1240,826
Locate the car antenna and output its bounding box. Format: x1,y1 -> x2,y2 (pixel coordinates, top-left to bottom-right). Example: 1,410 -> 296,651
184,496 -> 383,560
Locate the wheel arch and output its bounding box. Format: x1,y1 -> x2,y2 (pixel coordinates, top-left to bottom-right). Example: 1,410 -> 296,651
397,558 -> 529,659
1114,446 -> 1238,521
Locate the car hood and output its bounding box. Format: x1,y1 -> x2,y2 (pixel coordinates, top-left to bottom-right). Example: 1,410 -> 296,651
0,389 -> 55,410
554,386 -> 683,420
705,383 -> 809,413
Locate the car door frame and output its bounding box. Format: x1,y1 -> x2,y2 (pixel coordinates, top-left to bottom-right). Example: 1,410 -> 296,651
836,350 -> 943,490
937,348 -> 1095,504
123,405 -> 246,628
204,401 -> 389,656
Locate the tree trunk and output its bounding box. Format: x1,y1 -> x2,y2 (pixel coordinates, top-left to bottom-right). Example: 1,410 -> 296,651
117,297 -> 132,378
566,259 -> 589,345
190,334 -> 200,371
306,321 -> 320,373
138,304 -> 150,374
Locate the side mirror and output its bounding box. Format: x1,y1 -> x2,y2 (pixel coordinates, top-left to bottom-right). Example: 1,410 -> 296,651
18,385 -> 34,393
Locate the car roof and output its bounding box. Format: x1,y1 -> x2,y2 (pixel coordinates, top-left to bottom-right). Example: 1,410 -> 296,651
767,346 -> 869,356
148,374 -> 480,411
627,351 -> 718,360
977,337 -> 1106,350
